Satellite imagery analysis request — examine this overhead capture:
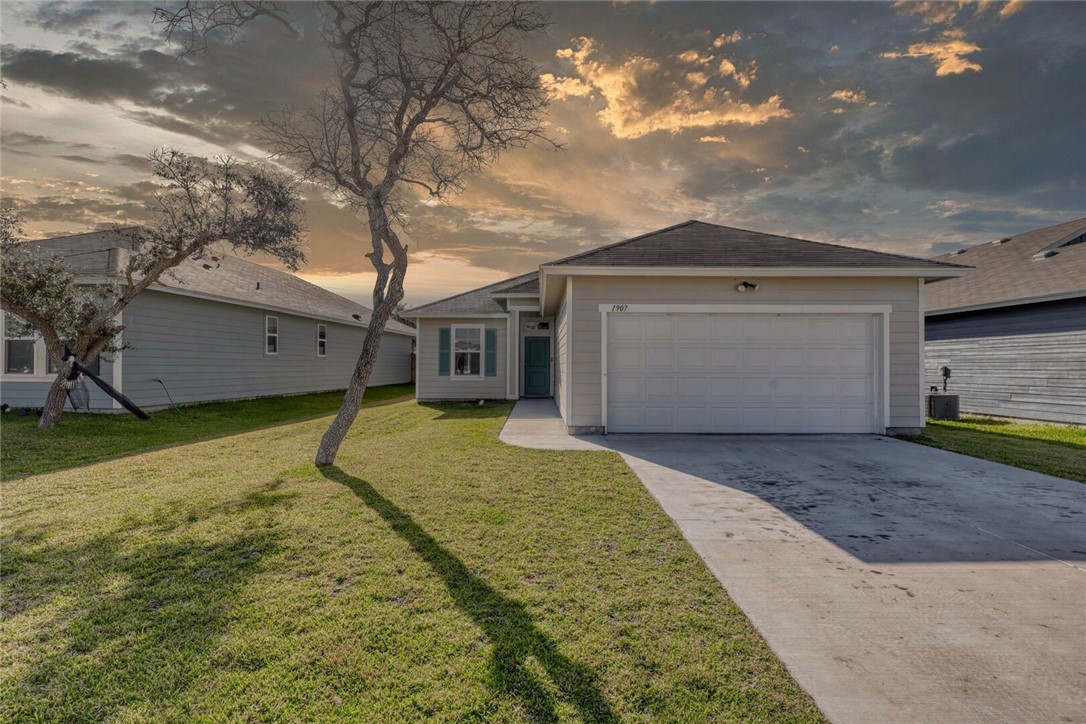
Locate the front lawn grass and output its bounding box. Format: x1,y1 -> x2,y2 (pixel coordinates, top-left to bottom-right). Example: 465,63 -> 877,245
1,383 -> 414,478
908,416 -> 1086,483
1,399 -> 823,722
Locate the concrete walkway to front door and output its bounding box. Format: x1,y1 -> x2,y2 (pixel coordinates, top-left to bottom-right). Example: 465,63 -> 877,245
499,399 -> 1086,724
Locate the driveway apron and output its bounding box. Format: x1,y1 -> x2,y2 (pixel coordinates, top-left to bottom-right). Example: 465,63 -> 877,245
501,400 -> 1086,723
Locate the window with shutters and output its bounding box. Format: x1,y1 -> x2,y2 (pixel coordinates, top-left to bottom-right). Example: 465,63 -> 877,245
451,325 -> 483,377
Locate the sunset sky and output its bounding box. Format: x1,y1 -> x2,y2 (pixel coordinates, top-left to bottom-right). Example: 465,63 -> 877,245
2,1 -> 1084,306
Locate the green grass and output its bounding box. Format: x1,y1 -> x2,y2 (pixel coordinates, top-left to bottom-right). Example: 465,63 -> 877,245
0,383 -> 415,478
1,399 -> 823,722
908,416 -> 1086,483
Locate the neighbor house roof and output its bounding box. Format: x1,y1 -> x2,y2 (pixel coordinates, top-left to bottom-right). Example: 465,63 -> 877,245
407,271 -> 538,317
925,217 -> 1086,315
545,220 -> 968,270
23,230 -> 415,336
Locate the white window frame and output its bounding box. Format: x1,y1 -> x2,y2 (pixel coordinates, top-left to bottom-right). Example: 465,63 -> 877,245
450,324 -> 485,380
265,315 -> 279,356
316,323 -> 327,358
2,313 -> 40,377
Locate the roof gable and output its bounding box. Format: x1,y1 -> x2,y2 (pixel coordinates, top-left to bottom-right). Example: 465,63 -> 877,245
926,217 -> 1086,314
406,271 -> 537,317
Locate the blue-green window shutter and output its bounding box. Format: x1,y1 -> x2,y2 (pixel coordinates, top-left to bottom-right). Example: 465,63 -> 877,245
438,327 -> 451,376
485,328 -> 498,376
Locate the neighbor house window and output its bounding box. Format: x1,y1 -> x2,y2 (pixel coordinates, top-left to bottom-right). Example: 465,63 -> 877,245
48,346 -> 101,376
316,323 -> 327,357
452,325 -> 483,377
265,315 -> 279,355
3,314 -> 35,375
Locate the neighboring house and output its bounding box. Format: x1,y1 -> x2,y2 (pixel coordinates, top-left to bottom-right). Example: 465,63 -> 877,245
407,220 -> 967,435
924,217 -> 1086,424
1,230 -> 415,412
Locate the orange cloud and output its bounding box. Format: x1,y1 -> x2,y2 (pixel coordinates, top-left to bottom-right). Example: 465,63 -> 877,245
546,37 -> 791,139
828,89 -> 868,104
881,29 -> 983,76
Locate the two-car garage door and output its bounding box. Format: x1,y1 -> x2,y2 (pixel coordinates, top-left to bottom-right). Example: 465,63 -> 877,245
606,313 -> 878,433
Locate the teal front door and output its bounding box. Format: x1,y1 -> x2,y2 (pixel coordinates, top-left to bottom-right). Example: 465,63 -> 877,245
524,336 -> 551,397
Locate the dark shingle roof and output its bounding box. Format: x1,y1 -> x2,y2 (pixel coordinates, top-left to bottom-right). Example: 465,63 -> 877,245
24,230 -> 415,336
926,217 -> 1086,313
406,271 -> 538,316
546,220 -> 967,270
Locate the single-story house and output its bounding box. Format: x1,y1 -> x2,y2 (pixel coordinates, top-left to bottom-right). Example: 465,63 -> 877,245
1,230 -> 415,412
407,220 -> 967,435
924,217 -> 1086,424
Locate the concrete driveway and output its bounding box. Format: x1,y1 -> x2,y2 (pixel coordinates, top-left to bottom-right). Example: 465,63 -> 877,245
501,400 -> 1086,723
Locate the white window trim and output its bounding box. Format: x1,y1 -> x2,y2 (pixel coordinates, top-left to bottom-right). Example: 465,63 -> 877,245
265,315 -> 279,356
450,324 -> 486,381
2,313 -> 50,381
1,313 -> 120,388
316,322 -> 327,358
598,303 -> 891,435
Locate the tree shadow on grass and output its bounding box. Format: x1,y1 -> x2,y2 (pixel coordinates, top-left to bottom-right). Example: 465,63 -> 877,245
1,481 -> 295,720
320,466 -> 619,723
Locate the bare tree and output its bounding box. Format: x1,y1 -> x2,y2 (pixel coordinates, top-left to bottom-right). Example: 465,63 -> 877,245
153,1 -> 301,55
0,149 -> 305,428
157,1 -> 554,466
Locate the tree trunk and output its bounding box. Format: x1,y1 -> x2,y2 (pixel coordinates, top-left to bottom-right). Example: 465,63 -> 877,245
38,374 -> 69,429
314,295 -> 399,467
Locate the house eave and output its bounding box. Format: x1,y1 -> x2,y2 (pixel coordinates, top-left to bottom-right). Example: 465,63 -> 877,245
538,265 -> 970,279
150,285 -> 416,337
926,290 -> 1086,317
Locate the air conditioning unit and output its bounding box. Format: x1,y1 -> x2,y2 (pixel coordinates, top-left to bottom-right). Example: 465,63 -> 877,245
927,394 -> 960,420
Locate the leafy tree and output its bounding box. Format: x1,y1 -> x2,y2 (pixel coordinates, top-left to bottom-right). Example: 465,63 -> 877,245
0,149 -> 305,428
156,1 -> 554,466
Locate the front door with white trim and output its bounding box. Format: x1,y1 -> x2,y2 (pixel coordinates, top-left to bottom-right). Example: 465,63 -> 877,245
607,312 -> 877,433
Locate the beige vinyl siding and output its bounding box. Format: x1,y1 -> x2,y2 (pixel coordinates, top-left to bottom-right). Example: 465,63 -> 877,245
569,276 -> 923,430
416,317 -> 508,400
554,285 -> 570,421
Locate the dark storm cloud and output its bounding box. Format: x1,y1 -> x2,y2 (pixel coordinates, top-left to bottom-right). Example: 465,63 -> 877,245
0,45 -> 166,103
2,1 -> 1084,301
9,194 -> 150,228
2,130 -> 95,150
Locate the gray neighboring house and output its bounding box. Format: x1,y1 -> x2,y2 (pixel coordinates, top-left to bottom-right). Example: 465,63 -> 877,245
407,220 -> 967,435
925,217 -> 1086,424
1,230 -> 415,412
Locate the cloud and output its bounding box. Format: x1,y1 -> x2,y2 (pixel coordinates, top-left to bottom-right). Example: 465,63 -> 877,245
677,50 -> 713,65
828,89 -> 868,104
891,1 -> 963,27
717,58 -> 757,89
997,1 -> 1029,19
698,135 -> 729,143
881,29 -> 983,76
548,36 -> 791,139
712,31 -> 742,48
539,73 -> 592,100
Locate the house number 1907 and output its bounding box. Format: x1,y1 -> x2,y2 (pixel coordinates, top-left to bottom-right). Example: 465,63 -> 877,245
610,304 -> 629,312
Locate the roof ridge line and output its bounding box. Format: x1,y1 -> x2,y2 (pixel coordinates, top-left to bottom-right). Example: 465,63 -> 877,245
691,220 -> 969,269
540,219 -> 700,267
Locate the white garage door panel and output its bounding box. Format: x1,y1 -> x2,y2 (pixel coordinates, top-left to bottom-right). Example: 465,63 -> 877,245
607,313 -> 877,433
